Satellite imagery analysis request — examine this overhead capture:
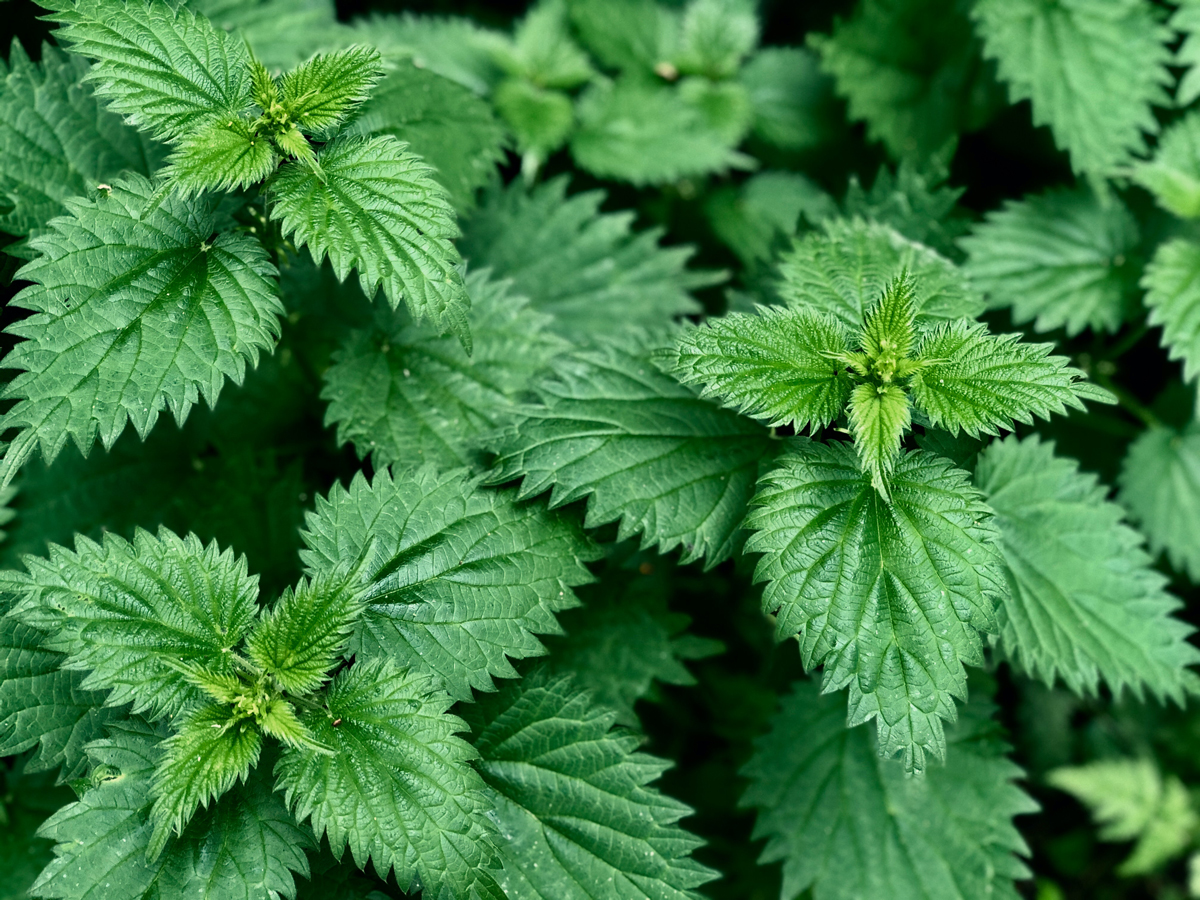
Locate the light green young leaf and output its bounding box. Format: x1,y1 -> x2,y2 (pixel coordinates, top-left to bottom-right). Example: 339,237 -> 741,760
704,170 -> 838,266
959,187 -> 1140,336
778,218 -> 983,331
858,270 -> 916,365
571,76 -> 752,186
267,134 -> 471,348
496,0 -> 593,89
300,465 -> 596,699
1119,424 -> 1200,581
33,722 -> 312,900
1133,111 -> 1200,219
462,672 -> 718,900
275,660 -> 500,899
147,705 -> 262,860
163,118 -> 278,197
189,0 -> 347,71
0,42 -> 161,239
745,440 -> 1006,771
351,13 -> 505,96
566,0 -> 679,74
676,0 -> 758,80
245,572 -> 365,695
0,174 -> 282,484
0,615 -> 123,780
280,45 -> 383,135
43,0 -> 254,142
977,436 -> 1200,702
322,269 -> 567,470
669,306 -> 852,431
6,527 -> 259,719
1142,238 -> 1200,383
847,383 -> 910,491
739,46 -> 834,152
492,79 -> 574,161
1049,759 -> 1197,876
810,0 -> 1001,162
677,77 -> 753,146
972,0 -> 1171,175
741,680 -> 1036,900
1174,0 -> 1200,107
910,321 -> 1111,437
459,177 -> 712,337
486,339 -> 778,567
345,61 -> 506,209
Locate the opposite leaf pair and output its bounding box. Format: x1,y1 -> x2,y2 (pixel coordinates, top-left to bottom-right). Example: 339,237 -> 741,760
670,270 -> 1112,494
5,529 -> 367,860
0,0 -> 478,486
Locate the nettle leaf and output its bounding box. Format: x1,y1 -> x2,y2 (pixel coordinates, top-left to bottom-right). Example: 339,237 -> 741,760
492,79 -> 574,163
280,45 -> 383,135
459,177 -> 713,337
246,573 -> 365,696
276,660 -> 500,898
190,0 -> 346,72
495,0 -> 593,90
486,339 -> 778,567
566,0 -> 679,75
1175,0 -> 1200,107
322,268 -> 566,470
0,174 -> 282,484
704,170 -> 839,267
676,0 -> 758,79
669,306 -> 852,431
909,321 -> 1111,437
147,704 -> 263,859
351,13 -> 505,97
345,61 -> 506,210
163,118 -> 278,198
6,527 -> 259,719
842,154 -> 969,258
972,0 -> 1171,175
1142,238 -> 1200,383
741,679 -> 1036,900
960,187 -> 1140,336
847,383 -> 910,491
571,76 -> 751,186
1133,111 -> 1200,219
33,722 -> 311,900
0,614 -> 124,780
745,440 -> 1006,770
545,561 -> 721,726
463,672 -> 718,900
43,0 -> 254,142
1119,424 -> 1200,582
778,218 -> 983,331
977,436 -> 1200,702
740,46 -> 834,152
0,42 -> 160,239
810,0 -> 1000,162
267,134 -> 471,348
300,465 -> 596,698
1048,759 -> 1197,877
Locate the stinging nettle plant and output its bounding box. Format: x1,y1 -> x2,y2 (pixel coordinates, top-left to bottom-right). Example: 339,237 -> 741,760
2,0 -> 1200,898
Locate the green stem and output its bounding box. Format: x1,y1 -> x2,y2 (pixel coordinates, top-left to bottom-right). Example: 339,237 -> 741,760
1093,371 -> 1161,429
1102,320 -> 1150,361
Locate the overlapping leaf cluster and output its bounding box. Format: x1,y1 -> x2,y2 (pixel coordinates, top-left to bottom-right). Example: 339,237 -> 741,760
0,0 -> 479,485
